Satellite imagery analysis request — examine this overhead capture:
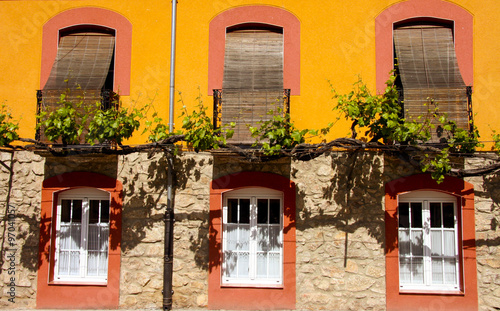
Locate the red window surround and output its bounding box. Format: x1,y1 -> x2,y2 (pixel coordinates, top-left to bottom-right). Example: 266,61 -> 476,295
37,172 -> 122,309
40,7 -> 132,95
375,0 -> 473,92
385,174 -> 478,311
208,5 -> 300,95
209,171 -> 296,310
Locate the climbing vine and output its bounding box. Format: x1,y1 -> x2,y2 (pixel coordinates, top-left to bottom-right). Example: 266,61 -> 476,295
0,104 -> 19,147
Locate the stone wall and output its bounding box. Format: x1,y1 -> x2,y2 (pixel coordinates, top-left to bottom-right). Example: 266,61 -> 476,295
0,151 -> 44,309
0,149 -> 499,310
466,159 -> 500,311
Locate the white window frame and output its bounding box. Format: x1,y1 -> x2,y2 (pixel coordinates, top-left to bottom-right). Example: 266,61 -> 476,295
54,187 -> 110,284
398,191 -> 460,292
222,187 -> 283,287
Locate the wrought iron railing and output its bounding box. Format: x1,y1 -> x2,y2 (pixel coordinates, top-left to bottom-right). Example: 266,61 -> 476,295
396,86 -> 473,133
35,89 -> 117,142
212,89 -> 291,131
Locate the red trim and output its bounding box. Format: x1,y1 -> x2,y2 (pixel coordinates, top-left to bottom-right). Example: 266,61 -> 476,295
37,172 -> 122,309
375,0 -> 473,91
40,7 -> 132,95
208,172 -> 296,310
208,6 -> 300,95
385,174 -> 477,311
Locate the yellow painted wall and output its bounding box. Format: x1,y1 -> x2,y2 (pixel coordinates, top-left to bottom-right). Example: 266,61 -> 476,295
1,0 -> 500,148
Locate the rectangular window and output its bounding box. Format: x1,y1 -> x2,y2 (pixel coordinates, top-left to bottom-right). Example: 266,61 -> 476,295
398,192 -> 459,291
220,27 -> 285,143
394,23 -> 470,140
55,189 -> 110,283
222,191 -> 283,286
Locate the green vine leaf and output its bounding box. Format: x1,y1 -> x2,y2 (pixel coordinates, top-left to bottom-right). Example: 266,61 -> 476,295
0,104 -> 19,146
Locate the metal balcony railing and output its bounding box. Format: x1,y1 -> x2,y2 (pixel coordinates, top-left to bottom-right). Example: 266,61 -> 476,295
36,89 -> 118,142
213,89 -> 290,130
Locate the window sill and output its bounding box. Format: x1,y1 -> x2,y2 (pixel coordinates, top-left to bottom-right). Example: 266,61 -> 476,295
49,280 -> 108,286
399,288 -> 464,296
221,283 -> 283,289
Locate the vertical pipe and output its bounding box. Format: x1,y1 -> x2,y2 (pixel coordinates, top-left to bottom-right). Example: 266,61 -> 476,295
164,1 -> 177,310
168,0 -> 177,133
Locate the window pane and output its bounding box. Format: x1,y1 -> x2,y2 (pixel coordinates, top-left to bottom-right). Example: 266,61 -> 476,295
443,203 -> 455,228
269,226 -> 281,251
430,202 -> 442,228
238,226 -> 250,251
269,199 -> 280,224
411,202 -> 422,228
99,251 -> 108,276
61,200 -> 71,222
59,251 -> 69,275
101,200 -> 110,223
444,258 -> 457,284
239,199 -> 250,224
399,258 -> 411,283
398,229 -> 410,256
257,226 -> 269,251
411,230 -> 423,256
411,258 -> 424,284
224,251 -> 236,278
89,200 -> 100,224
431,230 -> 442,256
228,199 -> 238,223
72,200 -> 82,223
60,225 -> 71,249
257,199 -> 268,224
69,251 -> 80,275
88,225 -> 99,251
399,202 -> 410,228
237,252 -> 249,278
87,251 -> 98,276
225,224 -> 238,251
70,224 -> 81,250
432,258 -> 444,284
443,230 -> 455,256
257,252 -> 267,278
100,226 -> 109,251
269,252 -> 280,279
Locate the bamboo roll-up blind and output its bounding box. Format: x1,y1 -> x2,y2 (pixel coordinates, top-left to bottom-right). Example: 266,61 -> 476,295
44,32 -> 115,91
222,29 -> 284,143
394,25 -> 469,136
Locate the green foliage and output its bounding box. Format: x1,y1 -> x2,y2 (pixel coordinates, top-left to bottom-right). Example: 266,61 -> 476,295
144,111 -> 173,142
334,75 -> 483,183
86,103 -> 144,145
180,93 -> 234,151
36,92 -> 86,145
333,75 -> 431,144
249,106 -> 330,156
0,104 -> 19,146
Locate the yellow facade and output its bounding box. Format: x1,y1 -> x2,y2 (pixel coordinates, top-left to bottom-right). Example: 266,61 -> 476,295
1,0 -> 499,147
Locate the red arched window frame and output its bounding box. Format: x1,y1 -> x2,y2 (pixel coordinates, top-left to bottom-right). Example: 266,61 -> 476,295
375,0 -> 473,92
37,172 -> 123,309
40,7 -> 132,95
209,171 -> 296,310
208,5 -> 300,95
385,174 -> 478,311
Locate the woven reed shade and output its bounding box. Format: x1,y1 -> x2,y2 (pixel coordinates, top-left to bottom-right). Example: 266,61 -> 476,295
394,25 -> 469,139
44,32 -> 115,91
39,32 -> 115,143
222,29 -> 284,143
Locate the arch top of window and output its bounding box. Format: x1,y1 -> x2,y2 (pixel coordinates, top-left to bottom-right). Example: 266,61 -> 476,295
59,25 -> 115,37
227,23 -> 283,34
58,187 -> 111,199
398,190 -> 458,201
224,187 -> 283,197
394,17 -> 454,29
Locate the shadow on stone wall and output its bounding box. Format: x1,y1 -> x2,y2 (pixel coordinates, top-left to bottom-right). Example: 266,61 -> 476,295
296,150 -> 388,265
477,173 -> 500,247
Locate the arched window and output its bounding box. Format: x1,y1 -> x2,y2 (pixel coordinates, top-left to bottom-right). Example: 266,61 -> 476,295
55,187 -> 111,283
